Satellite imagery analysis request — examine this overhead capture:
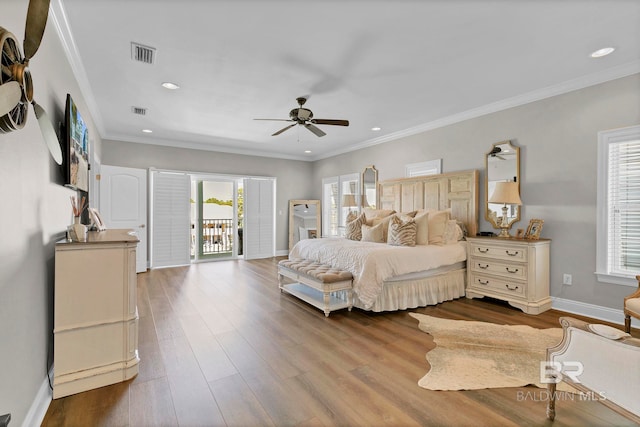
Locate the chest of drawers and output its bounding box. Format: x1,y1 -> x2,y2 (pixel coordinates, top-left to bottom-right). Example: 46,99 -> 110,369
466,236 -> 551,314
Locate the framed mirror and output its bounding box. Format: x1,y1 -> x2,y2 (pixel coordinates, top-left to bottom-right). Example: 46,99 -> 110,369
362,165 -> 378,209
485,141 -> 521,231
289,199 -> 321,251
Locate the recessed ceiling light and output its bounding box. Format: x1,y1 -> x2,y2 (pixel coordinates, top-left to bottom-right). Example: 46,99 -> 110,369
304,150 -> 312,154
142,129 -> 153,133
371,127 -> 381,131
161,82 -> 180,90
590,47 -> 615,58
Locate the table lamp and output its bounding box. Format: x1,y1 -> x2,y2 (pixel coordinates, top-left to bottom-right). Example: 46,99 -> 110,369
488,181 -> 522,237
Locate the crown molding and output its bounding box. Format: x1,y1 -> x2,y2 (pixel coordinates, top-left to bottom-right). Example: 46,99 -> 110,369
50,0 -> 106,136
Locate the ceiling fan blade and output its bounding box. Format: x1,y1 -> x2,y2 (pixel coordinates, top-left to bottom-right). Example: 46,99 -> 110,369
23,0 -> 51,59
311,119 -> 349,126
305,123 -> 326,137
254,118 -> 294,122
0,81 -> 22,116
272,123 -> 296,136
32,101 -> 63,164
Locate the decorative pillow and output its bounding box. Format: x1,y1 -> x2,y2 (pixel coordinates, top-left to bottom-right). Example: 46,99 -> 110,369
396,210 -> 418,219
363,208 -> 396,221
387,215 -> 417,246
368,214 -> 396,243
411,211 -> 429,245
345,212 -> 366,241
361,222 -> 385,243
346,210 -> 359,224
428,209 -> 451,245
443,220 -> 464,245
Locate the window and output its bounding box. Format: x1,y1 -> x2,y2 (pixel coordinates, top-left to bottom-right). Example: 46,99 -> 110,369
405,159 -> 442,177
322,173 -> 360,236
596,125 -> 640,286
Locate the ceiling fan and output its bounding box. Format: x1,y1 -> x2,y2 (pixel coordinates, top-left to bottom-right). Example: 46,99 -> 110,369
254,97 -> 349,137
489,146 -> 507,160
0,0 -> 63,165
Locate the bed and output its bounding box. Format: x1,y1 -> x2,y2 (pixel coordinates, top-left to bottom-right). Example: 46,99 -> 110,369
290,169 -> 479,312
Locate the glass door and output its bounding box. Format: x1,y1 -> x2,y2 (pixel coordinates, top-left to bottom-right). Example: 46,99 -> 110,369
191,178 -> 238,260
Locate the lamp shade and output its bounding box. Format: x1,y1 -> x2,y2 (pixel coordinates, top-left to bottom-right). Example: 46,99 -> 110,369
342,194 -> 358,208
488,181 -> 522,205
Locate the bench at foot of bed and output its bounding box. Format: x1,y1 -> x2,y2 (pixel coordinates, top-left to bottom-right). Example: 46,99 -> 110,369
278,258 -> 353,317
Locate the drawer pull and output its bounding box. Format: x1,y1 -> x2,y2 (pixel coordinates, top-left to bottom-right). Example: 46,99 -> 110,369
505,250 -> 519,257
478,263 -> 489,269
478,279 -> 489,285
478,248 -> 490,253
505,284 -> 519,291
505,267 -> 519,274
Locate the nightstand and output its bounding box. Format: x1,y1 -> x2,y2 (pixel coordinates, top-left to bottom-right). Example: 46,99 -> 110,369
466,236 -> 551,314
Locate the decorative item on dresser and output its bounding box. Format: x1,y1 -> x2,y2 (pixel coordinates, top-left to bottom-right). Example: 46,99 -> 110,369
466,236 -> 551,314
487,181 -> 522,237
53,229 -> 139,398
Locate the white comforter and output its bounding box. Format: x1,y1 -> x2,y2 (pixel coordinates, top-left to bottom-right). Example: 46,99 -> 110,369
289,238 -> 466,309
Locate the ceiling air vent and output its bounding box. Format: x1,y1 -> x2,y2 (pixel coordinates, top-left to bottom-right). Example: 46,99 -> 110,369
131,42 -> 156,64
131,106 -> 147,115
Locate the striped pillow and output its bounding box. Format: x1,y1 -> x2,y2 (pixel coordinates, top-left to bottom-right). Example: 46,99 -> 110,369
345,212 -> 366,241
387,215 -> 417,246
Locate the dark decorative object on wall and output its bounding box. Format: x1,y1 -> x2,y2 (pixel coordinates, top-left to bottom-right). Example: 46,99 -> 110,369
0,0 -> 63,165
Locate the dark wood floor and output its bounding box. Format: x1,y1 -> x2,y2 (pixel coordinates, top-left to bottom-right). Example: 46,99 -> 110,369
43,257 -> 638,427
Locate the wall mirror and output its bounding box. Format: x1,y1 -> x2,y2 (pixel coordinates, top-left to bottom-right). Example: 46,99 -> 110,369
485,140 -> 521,231
362,165 -> 378,209
289,199 -> 321,251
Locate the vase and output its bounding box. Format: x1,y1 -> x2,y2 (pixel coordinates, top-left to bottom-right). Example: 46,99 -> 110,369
71,217 -> 87,242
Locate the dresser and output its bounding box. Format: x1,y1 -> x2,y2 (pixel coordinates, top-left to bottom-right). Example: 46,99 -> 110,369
466,236 -> 551,314
53,229 -> 139,398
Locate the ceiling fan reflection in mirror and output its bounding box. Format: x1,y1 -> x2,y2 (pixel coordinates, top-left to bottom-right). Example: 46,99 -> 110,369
0,0 -> 63,164
254,97 -> 349,137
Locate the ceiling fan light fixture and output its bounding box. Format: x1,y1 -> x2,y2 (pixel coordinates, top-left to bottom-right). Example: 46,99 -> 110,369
161,82 -> 180,90
590,47 -> 615,58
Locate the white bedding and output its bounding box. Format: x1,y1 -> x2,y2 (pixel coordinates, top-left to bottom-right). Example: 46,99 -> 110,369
289,238 -> 466,309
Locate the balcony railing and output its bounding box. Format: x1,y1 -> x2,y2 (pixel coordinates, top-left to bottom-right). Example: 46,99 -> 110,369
196,218 -> 233,256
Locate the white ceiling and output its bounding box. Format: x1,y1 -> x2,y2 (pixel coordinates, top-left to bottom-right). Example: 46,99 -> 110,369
53,0 -> 640,161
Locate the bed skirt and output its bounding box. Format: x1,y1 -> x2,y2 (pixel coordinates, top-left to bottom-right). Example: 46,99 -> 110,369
352,268 -> 466,312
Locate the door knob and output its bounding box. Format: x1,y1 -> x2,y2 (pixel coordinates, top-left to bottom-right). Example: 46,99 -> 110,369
139,224 -> 146,228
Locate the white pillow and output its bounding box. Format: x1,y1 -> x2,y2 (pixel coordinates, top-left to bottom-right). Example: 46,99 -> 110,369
428,209 -> 451,245
443,220 -> 463,245
361,222 -> 385,243
414,211 -> 430,245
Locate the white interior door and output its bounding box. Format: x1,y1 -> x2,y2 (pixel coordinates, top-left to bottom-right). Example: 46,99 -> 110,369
100,165 -> 148,272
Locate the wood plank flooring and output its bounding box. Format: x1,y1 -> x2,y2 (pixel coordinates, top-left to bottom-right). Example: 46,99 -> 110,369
42,257 -> 638,427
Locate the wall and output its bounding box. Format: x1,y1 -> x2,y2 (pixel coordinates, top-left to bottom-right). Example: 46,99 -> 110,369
312,74 -> 640,311
0,2 -> 103,424
101,140 -> 315,252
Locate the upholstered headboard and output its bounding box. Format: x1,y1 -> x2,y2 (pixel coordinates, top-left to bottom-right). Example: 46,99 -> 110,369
378,169 -> 479,237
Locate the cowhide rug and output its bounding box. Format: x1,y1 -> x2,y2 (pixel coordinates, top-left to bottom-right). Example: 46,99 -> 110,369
409,313 -> 569,391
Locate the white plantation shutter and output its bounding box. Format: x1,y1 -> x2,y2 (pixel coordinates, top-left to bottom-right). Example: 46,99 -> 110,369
597,125 -> 640,286
150,171 -> 191,268
608,140 -> 640,275
243,178 -> 275,259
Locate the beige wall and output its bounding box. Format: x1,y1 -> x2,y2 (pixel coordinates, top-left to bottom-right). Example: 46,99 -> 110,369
101,140 -> 316,252
0,2 -> 103,423
312,74 -> 640,310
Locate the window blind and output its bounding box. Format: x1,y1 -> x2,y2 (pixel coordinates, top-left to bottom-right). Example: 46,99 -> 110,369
608,139 -> 640,275
243,178 -> 275,260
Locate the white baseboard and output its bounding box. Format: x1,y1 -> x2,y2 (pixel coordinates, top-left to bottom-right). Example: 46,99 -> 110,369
22,368 -> 53,427
275,249 -> 289,257
551,297 -> 639,328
